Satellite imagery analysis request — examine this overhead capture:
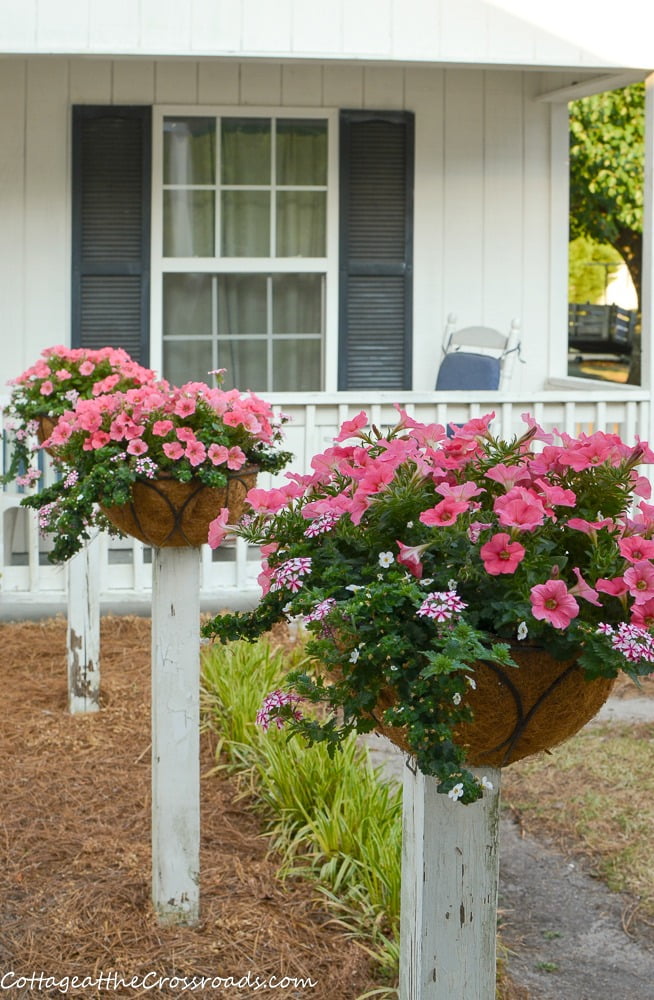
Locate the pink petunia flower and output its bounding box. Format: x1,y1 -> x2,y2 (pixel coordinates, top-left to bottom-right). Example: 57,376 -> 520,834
618,536 -> 654,564
530,580 -> 579,629
127,438 -> 148,456
163,441 -> 185,461
396,540 -> 430,579
207,507 -> 231,549
419,498 -> 469,527
494,487 -> 547,531
479,533 -> 526,575
623,560 -> 654,604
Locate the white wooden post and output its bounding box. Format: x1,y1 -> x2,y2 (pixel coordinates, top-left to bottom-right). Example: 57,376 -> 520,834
66,532 -> 101,714
151,545 -> 201,925
400,765 -> 502,1000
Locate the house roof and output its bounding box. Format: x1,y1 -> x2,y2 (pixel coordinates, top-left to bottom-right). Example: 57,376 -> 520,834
0,0 -> 652,75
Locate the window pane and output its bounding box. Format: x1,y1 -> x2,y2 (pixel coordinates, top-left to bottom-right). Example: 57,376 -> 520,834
164,190 -> 214,256
222,191 -> 270,256
164,117 -> 215,185
217,275 -> 267,336
277,120 -> 327,186
217,339 -> 267,391
221,119 -> 271,185
273,275 -> 322,334
163,338 -> 213,386
163,274 -> 212,336
276,192 -> 326,257
273,339 -> 321,391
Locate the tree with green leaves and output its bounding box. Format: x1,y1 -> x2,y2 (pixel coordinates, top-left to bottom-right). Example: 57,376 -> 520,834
569,83 -> 644,304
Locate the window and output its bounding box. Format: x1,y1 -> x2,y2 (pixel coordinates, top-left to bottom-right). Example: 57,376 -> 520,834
72,106 -> 414,393
155,113 -> 330,391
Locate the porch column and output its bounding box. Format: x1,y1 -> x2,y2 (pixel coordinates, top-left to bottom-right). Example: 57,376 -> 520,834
642,72 -> 654,443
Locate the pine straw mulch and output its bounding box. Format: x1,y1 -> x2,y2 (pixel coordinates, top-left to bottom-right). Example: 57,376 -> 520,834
0,616 -> 377,1000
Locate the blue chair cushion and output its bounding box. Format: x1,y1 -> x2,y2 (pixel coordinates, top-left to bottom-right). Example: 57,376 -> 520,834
435,351 -> 501,390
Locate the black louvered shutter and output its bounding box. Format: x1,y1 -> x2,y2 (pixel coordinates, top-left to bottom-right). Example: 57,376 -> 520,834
72,106 -> 151,364
338,110 -> 414,390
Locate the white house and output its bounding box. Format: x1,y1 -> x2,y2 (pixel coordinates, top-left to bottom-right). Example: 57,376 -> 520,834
1,0 -> 653,605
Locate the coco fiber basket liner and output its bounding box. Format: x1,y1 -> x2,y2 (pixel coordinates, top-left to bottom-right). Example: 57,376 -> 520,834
101,466 -> 257,547
373,643 -> 615,769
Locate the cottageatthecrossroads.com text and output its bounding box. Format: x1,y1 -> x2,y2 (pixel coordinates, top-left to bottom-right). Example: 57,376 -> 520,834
0,971 -> 318,993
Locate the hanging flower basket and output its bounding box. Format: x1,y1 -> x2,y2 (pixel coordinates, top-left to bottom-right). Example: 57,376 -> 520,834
372,643 -> 615,768
37,415 -> 56,448
101,467 -> 258,548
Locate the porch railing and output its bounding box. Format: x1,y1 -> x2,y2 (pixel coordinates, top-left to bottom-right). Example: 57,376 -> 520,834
2,385 -> 651,607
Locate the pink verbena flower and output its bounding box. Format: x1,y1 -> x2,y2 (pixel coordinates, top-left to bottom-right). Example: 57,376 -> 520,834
529,580 -> 579,629
256,690 -> 304,732
600,622 -> 654,664
417,590 -> 467,622
304,512 -> 341,537
269,557 -> 312,593
304,598 -> 337,623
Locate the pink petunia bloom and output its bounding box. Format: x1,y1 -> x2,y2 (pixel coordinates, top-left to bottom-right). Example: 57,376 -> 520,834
396,540 -> 430,579
39,380 -> 54,396
334,411 -> 368,442
566,517 -> 615,536
208,444 -> 229,466
127,438 -> 148,456
163,441 -> 185,461
623,560 -> 654,604
530,580 -> 579,629
185,440 -> 207,466
152,419 -> 174,437
176,427 -> 196,443
435,480 -> 484,501
494,487 -> 547,531
570,567 -> 601,606
174,397 -> 196,418
596,576 -> 629,597
479,533 -> 526,575
534,479 -> 577,509
226,446 -> 247,470
55,368 -> 73,381
419,498 -> 469,527
207,507 -> 231,549
618,536 -> 654,563
484,463 -> 530,490
46,421 -> 72,446
630,598 -> 654,629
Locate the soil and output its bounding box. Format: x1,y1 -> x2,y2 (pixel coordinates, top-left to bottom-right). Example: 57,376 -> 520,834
2,614 -> 654,1000
0,616 -> 375,1000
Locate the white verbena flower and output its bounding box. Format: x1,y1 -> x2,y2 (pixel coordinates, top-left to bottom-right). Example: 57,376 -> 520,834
349,647 -> 361,663
378,551 -> 394,568
517,621 -> 529,641
481,775 -> 494,791
452,692 -> 462,706
448,783 -> 464,802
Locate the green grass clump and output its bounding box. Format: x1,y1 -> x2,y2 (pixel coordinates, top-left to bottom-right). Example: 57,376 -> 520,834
201,638 -> 402,985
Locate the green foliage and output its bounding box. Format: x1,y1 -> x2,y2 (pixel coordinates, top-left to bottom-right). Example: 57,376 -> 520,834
569,83 -> 644,299
201,638 -> 402,982
568,236 -> 623,304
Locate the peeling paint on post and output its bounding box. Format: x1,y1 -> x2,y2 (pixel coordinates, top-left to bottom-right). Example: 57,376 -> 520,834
66,533 -> 101,714
151,546 -> 201,925
399,764 -> 502,999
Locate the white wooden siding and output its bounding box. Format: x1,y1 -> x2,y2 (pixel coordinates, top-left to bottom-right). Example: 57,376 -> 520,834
0,55 -> 568,397
0,0 -> 651,69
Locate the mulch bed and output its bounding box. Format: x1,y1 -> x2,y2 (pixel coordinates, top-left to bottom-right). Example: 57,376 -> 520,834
0,616 -> 376,999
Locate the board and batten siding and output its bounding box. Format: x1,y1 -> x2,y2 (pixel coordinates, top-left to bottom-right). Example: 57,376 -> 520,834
0,55 -> 565,396
0,0 -> 651,69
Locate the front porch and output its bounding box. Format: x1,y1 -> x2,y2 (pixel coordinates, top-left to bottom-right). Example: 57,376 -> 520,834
2,383 -> 651,608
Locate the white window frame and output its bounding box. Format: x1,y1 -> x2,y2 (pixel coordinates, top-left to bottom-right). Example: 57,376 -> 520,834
150,106 -> 340,391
